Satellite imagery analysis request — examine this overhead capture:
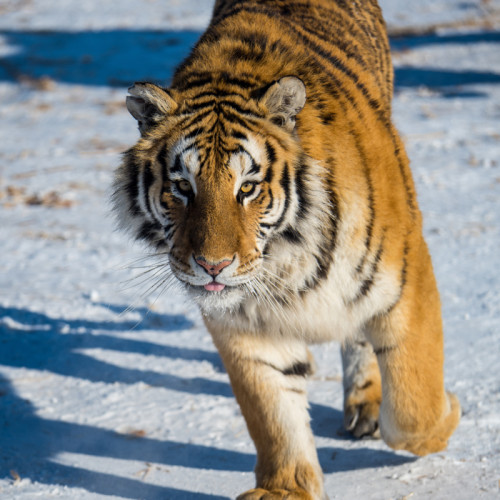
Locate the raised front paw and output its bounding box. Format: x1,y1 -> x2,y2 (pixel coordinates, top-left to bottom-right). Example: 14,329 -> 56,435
237,487 -> 315,500
382,391 -> 461,456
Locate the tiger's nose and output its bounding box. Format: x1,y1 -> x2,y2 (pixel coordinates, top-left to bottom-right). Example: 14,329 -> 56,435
195,256 -> 233,276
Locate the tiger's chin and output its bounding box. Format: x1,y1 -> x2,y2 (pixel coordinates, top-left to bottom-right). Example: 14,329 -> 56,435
184,282 -> 247,313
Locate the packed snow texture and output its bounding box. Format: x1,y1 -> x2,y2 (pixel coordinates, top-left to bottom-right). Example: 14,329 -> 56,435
0,0 -> 499,498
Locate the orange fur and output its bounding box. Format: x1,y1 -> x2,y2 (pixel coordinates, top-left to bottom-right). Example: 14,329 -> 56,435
113,1 -> 460,498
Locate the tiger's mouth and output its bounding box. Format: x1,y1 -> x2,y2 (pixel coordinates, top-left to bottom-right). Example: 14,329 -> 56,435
203,280 -> 226,292
183,280 -> 247,312
168,256 -> 260,310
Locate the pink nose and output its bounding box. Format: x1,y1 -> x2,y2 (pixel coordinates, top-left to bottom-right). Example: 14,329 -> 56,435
195,257 -> 233,276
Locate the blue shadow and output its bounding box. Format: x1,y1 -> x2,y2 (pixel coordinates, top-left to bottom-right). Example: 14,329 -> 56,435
0,29 -> 201,87
390,30 -> 500,51
391,30 -> 500,94
0,28 -> 498,93
0,373 -> 236,499
0,305 -> 414,496
0,305 -> 229,396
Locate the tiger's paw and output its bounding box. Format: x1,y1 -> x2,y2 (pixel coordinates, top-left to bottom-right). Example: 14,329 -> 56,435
343,379 -> 382,439
383,391 -> 461,456
236,488 -> 316,500
240,462 -> 327,500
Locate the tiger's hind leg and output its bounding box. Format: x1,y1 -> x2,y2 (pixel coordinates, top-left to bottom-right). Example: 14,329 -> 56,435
366,239 -> 460,456
341,340 -> 382,438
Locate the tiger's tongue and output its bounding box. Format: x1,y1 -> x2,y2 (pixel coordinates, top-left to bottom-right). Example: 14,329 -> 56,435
204,282 -> 226,292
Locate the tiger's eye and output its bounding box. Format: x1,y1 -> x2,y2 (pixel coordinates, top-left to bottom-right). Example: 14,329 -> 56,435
176,180 -> 192,193
240,182 -> 254,194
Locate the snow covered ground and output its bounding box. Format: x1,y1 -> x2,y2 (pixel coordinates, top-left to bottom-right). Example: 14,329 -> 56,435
0,0 -> 499,498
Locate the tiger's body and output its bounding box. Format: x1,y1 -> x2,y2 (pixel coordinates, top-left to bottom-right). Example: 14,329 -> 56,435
113,1 -> 460,498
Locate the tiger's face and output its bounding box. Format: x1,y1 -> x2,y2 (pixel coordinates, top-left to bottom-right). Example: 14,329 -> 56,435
163,132 -> 286,310
114,77 -> 308,311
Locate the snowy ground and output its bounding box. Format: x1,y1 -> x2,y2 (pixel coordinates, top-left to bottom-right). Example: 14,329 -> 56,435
0,0 -> 499,499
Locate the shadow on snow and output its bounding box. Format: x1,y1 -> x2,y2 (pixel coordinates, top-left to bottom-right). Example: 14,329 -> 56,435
0,374 -> 233,500
0,29 -> 498,92
0,305 -> 414,496
0,305 -> 229,395
0,374 -> 413,498
0,29 -> 201,87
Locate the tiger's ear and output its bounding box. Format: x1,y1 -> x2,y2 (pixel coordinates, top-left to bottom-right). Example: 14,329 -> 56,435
259,76 -> 306,131
126,82 -> 178,134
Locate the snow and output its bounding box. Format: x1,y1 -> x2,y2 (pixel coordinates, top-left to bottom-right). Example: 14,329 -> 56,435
0,0 -> 499,499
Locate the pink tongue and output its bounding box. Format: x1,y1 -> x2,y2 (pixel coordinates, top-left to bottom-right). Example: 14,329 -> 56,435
204,282 -> 226,292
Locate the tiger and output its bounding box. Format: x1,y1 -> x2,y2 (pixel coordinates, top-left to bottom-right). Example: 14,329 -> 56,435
112,0 -> 461,498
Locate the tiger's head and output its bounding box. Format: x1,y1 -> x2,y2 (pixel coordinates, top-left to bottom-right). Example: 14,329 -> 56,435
113,75 -> 323,312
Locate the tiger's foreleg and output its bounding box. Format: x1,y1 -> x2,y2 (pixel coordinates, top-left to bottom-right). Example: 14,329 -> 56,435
208,327 -> 326,500
367,240 -> 460,456
341,340 -> 382,438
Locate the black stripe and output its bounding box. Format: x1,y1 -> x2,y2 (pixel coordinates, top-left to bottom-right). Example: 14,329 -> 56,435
220,99 -> 261,117
389,131 -> 417,216
186,99 -> 216,112
232,130 -> 247,141
359,380 -> 374,390
282,361 -> 312,377
157,144 -> 168,181
197,152 -> 211,177
374,345 -> 396,356
163,223 -> 173,237
188,90 -> 218,100
138,220 -> 161,242
281,226 -> 304,244
218,71 -> 262,88
295,158 -> 310,219
173,74 -> 213,92
274,162 -> 291,230
228,44 -> 265,64
265,141 -> 277,165
264,190 -> 274,213
222,110 -> 254,129
264,162 -> 274,183
182,108 -> 214,129
300,185 -> 338,293
188,89 -> 249,102
142,161 -> 154,216
350,236 -> 384,304
253,358 -> 311,378
122,150 -> 141,217
401,240 -> 409,289
320,112 -> 336,125
170,153 -> 183,174
248,157 -> 261,175
183,126 -> 204,141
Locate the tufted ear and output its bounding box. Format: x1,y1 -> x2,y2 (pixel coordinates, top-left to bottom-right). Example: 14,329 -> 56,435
259,76 -> 306,131
126,82 -> 178,135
